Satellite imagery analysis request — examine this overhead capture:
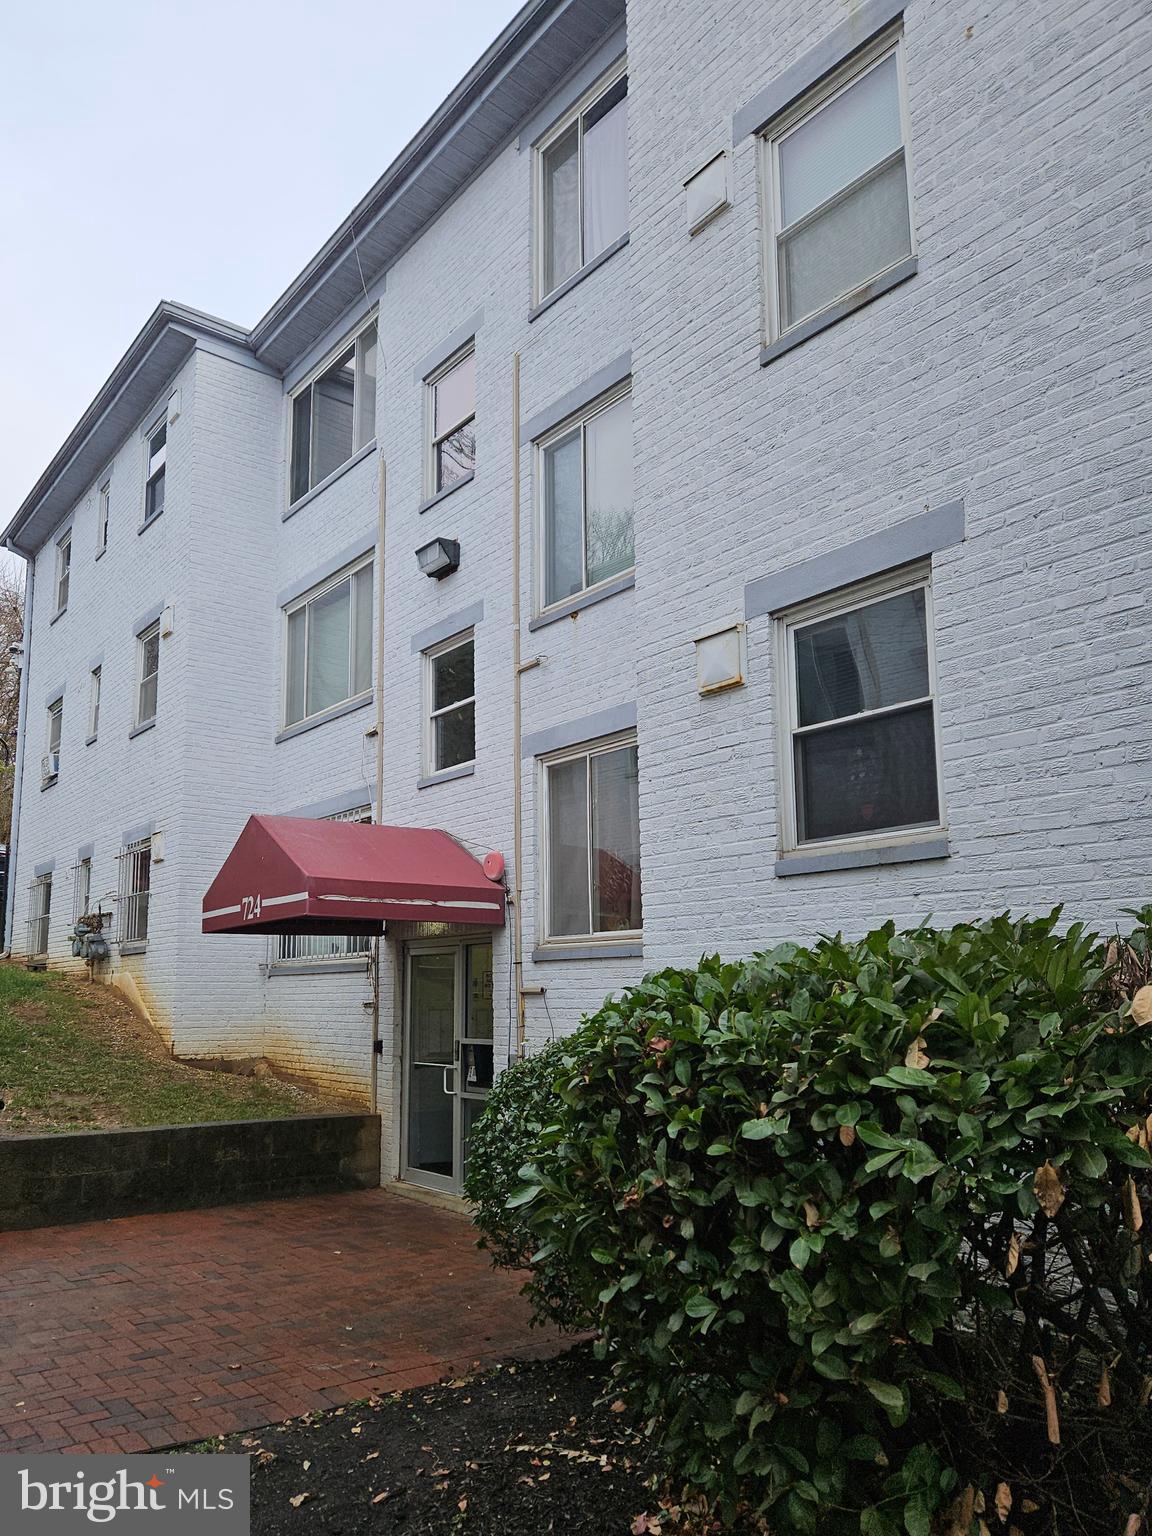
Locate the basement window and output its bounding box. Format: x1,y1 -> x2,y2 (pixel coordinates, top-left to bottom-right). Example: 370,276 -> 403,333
27,873 -> 51,957
118,838 -> 152,946
276,806 -> 373,965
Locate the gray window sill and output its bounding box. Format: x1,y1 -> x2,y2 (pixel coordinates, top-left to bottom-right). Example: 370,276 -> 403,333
95,548 -> 106,561
532,940 -> 643,962
137,510 -> 165,537
529,233 -> 629,322
119,942 -> 147,956
775,834 -> 949,878
761,257 -> 918,368
40,776 -> 58,792
268,958 -> 370,977
129,719 -> 156,740
529,570 -> 635,632
419,473 -> 475,515
283,440 -> 377,521
49,607 -> 67,626
275,691 -> 374,744
417,762 -> 475,790
85,734 -> 98,747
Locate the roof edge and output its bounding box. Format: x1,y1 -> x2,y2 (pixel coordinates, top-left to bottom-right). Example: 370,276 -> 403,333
4,300 -> 250,555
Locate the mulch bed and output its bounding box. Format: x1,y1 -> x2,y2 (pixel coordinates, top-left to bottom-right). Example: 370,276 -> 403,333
209,1345 -> 665,1535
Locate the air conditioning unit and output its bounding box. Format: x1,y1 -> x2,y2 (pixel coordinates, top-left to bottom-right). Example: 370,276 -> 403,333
41,751 -> 59,782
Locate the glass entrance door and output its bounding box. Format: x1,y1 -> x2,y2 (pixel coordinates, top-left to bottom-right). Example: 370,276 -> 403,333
404,941 -> 494,1192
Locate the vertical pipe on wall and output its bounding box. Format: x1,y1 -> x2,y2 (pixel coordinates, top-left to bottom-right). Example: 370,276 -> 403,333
371,455 -> 387,1112
511,354 -> 527,1060
3,557 -> 33,956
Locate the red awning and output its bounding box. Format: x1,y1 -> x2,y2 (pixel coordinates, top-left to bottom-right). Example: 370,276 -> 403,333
202,815 -> 505,935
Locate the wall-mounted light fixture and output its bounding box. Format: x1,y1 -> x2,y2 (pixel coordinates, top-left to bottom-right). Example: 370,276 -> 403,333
416,536 -> 460,579
695,621 -> 746,695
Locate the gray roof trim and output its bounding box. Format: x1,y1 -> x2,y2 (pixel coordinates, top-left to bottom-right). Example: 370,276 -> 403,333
249,0 -> 625,372
3,302 -> 250,557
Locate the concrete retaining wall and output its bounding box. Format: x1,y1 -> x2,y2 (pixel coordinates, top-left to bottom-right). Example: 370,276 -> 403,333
0,1113 -> 381,1231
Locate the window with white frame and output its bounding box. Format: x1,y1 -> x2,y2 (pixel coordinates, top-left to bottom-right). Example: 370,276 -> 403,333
277,806 -> 373,963
762,34 -> 912,339
43,697 -> 62,784
539,385 -> 633,610
779,568 -> 942,849
73,856 -> 92,922
88,666 -> 101,739
136,622 -> 160,728
144,419 -> 167,523
54,530 -> 71,613
284,558 -> 373,728
97,478 -> 111,555
27,873 -> 51,956
290,320 -> 378,504
424,632 -> 475,775
118,837 -> 152,945
536,63 -> 628,301
542,734 -> 641,941
426,345 -> 476,496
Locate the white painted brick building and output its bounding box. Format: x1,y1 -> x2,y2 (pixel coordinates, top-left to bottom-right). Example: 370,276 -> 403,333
4,0 -> 1149,1193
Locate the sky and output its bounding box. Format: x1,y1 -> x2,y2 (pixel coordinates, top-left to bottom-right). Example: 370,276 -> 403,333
0,0 -> 522,535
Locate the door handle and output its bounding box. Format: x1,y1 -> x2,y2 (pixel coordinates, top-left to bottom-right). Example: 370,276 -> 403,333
442,1065 -> 456,1096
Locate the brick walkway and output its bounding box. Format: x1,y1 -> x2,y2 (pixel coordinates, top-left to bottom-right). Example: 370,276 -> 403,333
0,1189 -> 562,1454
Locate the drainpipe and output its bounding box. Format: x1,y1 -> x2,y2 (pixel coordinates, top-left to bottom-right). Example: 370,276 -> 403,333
511,354 -> 527,1059
370,455 -> 387,1112
3,554 -> 32,956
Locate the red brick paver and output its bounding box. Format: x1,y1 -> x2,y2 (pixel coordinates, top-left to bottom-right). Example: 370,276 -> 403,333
0,1189 -> 562,1453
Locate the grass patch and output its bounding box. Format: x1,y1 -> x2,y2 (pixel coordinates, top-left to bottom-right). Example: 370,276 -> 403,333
0,963 -> 331,1134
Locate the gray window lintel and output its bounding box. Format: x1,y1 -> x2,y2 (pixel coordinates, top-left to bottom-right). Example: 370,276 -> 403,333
410,600 -> 485,656
522,701 -> 637,759
732,0 -> 907,142
413,312 -> 483,383
277,528 -> 376,610
521,350 -> 632,445
282,785 -> 375,820
121,821 -> 155,847
744,500 -> 965,621
132,602 -> 165,638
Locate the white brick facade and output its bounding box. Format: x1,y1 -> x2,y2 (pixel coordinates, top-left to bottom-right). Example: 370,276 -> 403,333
5,0 -> 1150,1186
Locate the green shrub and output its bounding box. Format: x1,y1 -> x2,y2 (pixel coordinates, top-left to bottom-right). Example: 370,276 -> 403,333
508,910 -> 1152,1534
465,1032 -> 594,1329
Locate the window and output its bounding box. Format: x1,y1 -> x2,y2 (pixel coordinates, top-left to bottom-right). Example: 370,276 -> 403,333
43,698 -> 62,784
119,838 -> 151,945
779,569 -> 942,849
27,874 -> 51,957
88,666 -> 101,739
426,346 -> 476,496
144,420 -> 166,523
537,64 -> 628,301
763,36 -> 912,338
284,559 -> 373,728
290,320 -> 378,504
424,633 -> 475,775
136,622 -> 160,728
542,735 -> 641,941
539,386 -> 633,609
54,530 -> 71,613
97,478 -> 111,555
277,806 -> 373,964
73,857 -> 92,923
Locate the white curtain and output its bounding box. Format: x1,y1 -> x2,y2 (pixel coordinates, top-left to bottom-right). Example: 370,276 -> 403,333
583,94 -> 628,260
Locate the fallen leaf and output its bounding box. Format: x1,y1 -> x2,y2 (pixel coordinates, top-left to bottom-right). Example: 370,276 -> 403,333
996,1389 -> 1009,1414
1031,1355 -> 1061,1445
838,1123 -> 857,1147
364,1451 -> 380,1461
610,1400 -> 627,1413
1098,1363 -> 1112,1407
631,1516 -> 651,1535
803,1200 -> 821,1229
228,1363 -> 242,1372
995,1483 -> 1012,1521
1125,1178 -> 1144,1232
1125,1518 -> 1142,1536
1033,1162 -> 1065,1218
458,1497 -> 468,1512
1129,986 -> 1152,1026
371,1490 -> 390,1505
1005,1233 -> 1021,1278
905,1034 -> 930,1069
302,1460 -> 311,1472
288,1493 -> 311,1509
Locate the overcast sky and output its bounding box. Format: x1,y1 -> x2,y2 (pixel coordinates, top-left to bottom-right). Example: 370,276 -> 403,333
0,0 -> 522,534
